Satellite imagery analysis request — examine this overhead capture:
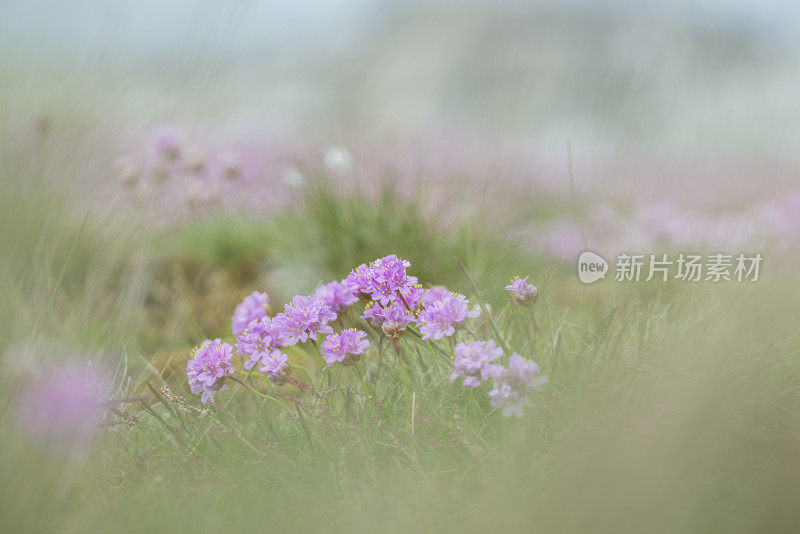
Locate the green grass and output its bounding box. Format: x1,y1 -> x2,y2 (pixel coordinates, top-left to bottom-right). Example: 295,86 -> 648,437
2,169 -> 800,534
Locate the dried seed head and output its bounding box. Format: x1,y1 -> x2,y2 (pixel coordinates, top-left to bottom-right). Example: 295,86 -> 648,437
220,152 -> 242,181
114,157 -> 141,188
183,147 -> 207,174
381,322 -> 405,341
268,362 -> 292,386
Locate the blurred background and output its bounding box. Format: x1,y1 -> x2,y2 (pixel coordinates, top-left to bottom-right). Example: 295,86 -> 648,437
3,0 -> 799,260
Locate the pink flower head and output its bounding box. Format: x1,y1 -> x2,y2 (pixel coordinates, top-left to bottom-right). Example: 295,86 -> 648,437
261,352 -> 291,385
314,281 -> 358,312
361,302 -> 385,326
236,317 -> 284,372
274,295 -> 336,346
422,286 -> 448,304
450,340 -> 504,388
402,285 -> 425,310
368,255 -> 418,306
320,329 -> 370,367
232,291 -> 270,336
342,263 -> 373,297
378,302 -> 415,340
187,339 -> 235,403
417,290 -> 480,340
505,276 -> 538,305
489,354 -> 548,417
17,361 -> 110,451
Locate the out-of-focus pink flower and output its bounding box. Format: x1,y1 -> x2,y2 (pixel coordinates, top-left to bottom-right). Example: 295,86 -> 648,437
17,362 -> 111,451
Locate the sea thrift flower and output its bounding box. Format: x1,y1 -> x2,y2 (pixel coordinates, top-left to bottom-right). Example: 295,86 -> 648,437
186,339 -> 235,403
489,354 -> 548,417
378,302 -> 415,340
343,263 -> 373,297
232,291 -> 270,336
402,285 -> 425,311
236,317 -> 285,371
361,302 -> 385,326
320,329 -> 370,367
17,362 -> 110,451
422,286 -> 449,307
417,290 -> 480,340
450,340 -> 504,388
505,276 -> 538,305
314,281 -> 358,312
274,295 -> 336,346
261,352 -> 291,385
369,254 -> 418,306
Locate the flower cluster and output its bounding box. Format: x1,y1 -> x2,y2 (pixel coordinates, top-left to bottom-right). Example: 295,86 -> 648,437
186,339 -> 235,403
186,256 -> 545,418
362,285 -> 477,341
450,340 -> 547,416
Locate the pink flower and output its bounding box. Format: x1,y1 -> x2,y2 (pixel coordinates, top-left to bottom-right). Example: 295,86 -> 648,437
236,317 -> 285,372
489,354 -> 548,417
314,281 -> 358,312
273,295 -> 336,346
17,361 -> 110,452
450,340 -> 504,388
186,339 -> 235,403
320,329 -> 370,367
261,352 -> 291,385
361,302 -> 385,326
378,302 -> 416,340
343,263 -> 373,297
368,255 -> 418,306
417,290 -> 479,340
505,276 -> 538,305
343,255 -> 418,305
232,291 -> 270,336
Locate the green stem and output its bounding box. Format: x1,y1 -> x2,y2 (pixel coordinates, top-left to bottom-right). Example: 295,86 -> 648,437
394,340 -> 409,405
228,376 -> 291,413
354,364 -> 376,418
